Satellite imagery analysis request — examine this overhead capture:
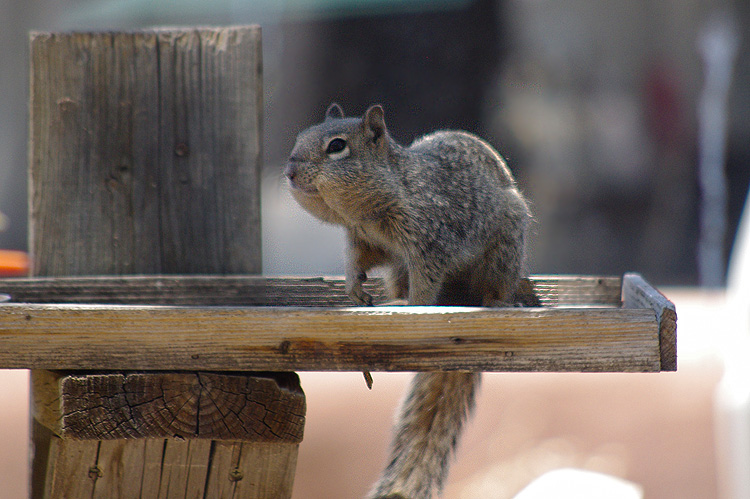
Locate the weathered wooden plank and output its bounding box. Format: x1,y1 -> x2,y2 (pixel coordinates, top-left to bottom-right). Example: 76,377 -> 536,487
0,274 -> 621,307
204,442 -> 300,499
231,443 -> 300,498
204,441 -> 243,497
39,418 -> 301,498
142,439 -> 168,497
29,28 -> 262,276
622,273 -> 677,370
153,28 -> 263,275
44,438 -> 98,498
156,439 -> 207,498
94,439 -> 147,498
181,440 -> 213,498
39,438 -> 299,498
531,275 -> 622,306
0,275 -> 390,306
0,304 -> 660,372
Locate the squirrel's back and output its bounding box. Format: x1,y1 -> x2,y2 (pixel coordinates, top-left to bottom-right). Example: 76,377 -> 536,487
408,130 -> 516,187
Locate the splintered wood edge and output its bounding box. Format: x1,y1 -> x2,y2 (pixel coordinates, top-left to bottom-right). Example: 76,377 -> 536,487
621,273 -> 677,371
0,304 -> 660,372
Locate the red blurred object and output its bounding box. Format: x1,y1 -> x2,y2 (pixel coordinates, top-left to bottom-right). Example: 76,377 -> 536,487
644,62 -> 687,148
0,250 -> 29,277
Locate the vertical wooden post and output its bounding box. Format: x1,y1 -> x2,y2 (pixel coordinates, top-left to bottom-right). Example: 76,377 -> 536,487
29,28 -> 263,275
28,27 -> 305,498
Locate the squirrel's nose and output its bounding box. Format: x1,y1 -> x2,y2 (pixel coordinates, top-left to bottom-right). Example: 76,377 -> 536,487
284,161 -> 297,181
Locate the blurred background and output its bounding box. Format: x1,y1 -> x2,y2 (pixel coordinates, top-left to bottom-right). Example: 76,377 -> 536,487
1,0 -> 749,498
1,0 -> 748,283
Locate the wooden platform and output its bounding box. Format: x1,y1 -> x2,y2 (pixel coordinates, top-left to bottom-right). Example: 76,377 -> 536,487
0,273 -> 676,373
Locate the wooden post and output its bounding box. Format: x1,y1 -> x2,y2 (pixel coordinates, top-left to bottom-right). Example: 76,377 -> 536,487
28,27 -> 305,498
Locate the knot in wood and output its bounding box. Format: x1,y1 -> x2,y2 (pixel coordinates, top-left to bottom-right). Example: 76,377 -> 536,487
174,142 -> 190,157
229,468 -> 244,482
88,465 -> 102,481
279,340 -> 291,354
56,97 -> 78,114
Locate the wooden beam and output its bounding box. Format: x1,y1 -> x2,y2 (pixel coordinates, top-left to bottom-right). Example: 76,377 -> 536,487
27,26 -> 303,499
0,273 -> 677,372
0,274 -> 623,307
29,28 -> 262,276
32,371 -> 305,441
0,303 -> 660,372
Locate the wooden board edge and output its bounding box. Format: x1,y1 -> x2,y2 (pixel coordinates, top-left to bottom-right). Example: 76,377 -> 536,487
31,370 -> 65,436
1,305 -> 661,373
0,274 -> 624,307
621,273 -> 677,371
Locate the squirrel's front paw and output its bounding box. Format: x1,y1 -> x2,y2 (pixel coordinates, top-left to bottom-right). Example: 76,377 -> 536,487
348,285 -> 373,306
346,271 -> 374,306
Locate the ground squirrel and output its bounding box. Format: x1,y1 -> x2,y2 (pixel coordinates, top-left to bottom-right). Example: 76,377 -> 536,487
286,103 -> 533,499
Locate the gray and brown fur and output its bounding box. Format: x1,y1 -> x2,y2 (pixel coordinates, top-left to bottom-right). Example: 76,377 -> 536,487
286,104 -> 533,498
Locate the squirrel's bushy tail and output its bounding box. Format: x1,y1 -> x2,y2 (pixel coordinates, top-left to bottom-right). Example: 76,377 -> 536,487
369,371 -> 481,499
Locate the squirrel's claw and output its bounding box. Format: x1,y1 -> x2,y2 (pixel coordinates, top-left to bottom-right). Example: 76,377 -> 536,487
349,287 -> 374,306
346,269 -> 374,306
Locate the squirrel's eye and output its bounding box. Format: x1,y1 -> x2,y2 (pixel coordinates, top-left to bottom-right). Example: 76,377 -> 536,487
326,138 -> 347,155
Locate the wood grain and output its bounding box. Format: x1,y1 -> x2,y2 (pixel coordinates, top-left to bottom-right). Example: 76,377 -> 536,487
38,438 -> 300,498
29,27 -> 262,276
0,274 -> 617,307
0,303 -> 660,372
1,275 -> 663,374
27,26 -> 303,499
204,441 -> 300,498
33,371 -> 305,441
43,438 -> 98,498
622,273 -> 677,370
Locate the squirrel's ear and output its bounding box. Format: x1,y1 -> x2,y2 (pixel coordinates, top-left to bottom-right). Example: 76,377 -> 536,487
363,104 -> 386,142
325,103 -> 344,120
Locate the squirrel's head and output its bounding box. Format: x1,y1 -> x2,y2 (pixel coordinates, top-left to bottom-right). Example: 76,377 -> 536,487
285,103 -> 392,224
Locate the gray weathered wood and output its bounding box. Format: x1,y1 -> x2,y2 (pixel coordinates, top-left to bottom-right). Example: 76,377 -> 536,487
0,274 -> 618,307
622,273 -> 677,370
530,275 -> 622,306
28,26 -> 302,499
29,28 -> 262,276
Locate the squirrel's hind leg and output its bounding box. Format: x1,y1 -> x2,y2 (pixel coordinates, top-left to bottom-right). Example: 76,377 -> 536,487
406,263 -> 444,305
385,262 -> 409,300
